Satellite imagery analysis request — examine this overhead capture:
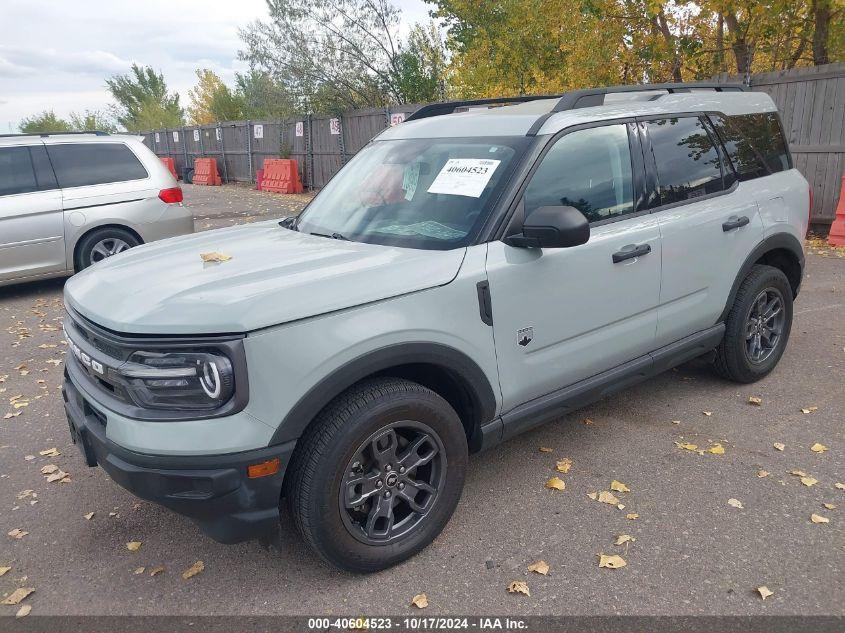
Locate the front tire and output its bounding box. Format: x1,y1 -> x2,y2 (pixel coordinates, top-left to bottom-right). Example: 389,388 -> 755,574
713,264 -> 793,383
285,377 -> 468,572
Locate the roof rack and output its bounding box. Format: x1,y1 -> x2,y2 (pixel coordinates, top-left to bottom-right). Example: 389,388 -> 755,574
405,95 -> 563,122
0,130 -> 110,139
551,82 -> 747,111
404,82 -> 747,124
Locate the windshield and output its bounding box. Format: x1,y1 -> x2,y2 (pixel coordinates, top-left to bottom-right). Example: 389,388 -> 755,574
296,136 -> 528,249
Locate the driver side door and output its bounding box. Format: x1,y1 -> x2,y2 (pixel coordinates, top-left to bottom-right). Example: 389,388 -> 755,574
484,122 -> 662,434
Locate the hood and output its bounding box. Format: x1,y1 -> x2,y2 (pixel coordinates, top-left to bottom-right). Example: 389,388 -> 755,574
65,221 -> 466,334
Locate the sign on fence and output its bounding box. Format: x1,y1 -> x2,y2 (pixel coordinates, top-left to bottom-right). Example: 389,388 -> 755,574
172,131 -> 179,142
154,132 -> 160,143
329,118 -> 341,135
193,130 -> 200,142
390,112 -> 406,126
295,122 -> 304,137
215,128 -> 221,141
254,124 -> 264,139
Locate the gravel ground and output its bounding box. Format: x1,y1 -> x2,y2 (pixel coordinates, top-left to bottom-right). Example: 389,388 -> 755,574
0,185 -> 843,617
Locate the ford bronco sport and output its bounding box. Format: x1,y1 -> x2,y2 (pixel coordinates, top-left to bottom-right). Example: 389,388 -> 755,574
62,82 -> 808,572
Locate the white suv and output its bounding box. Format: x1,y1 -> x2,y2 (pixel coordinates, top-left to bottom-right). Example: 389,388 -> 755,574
0,132 -> 193,287
61,83 -> 808,572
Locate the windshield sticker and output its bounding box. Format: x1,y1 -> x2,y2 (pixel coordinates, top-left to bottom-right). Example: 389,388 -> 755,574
427,158 -> 501,198
377,221 -> 467,241
402,162 -> 420,201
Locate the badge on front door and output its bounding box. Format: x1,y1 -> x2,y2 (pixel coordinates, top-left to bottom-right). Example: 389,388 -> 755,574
517,327 -> 533,347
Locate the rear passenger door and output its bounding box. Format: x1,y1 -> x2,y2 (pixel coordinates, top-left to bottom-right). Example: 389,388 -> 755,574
0,144 -> 66,281
642,115 -> 764,347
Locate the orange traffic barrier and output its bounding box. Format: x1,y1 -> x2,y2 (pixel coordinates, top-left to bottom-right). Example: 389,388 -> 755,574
193,158 -> 221,186
828,175 -> 845,247
262,159 -> 303,194
160,157 -> 178,181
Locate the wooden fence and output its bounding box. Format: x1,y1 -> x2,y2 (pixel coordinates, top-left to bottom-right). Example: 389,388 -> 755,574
715,62 -> 845,225
140,62 -> 845,224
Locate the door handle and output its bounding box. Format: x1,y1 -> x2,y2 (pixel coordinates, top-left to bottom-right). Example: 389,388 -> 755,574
612,243 -> 651,263
722,215 -> 750,231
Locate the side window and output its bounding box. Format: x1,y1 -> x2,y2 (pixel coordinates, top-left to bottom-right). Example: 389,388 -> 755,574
0,147 -> 39,196
46,143 -> 148,189
647,117 -> 723,206
29,145 -> 58,191
524,124 -> 634,223
710,112 -> 790,181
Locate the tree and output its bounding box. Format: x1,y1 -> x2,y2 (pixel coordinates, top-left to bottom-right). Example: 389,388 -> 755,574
69,110 -> 118,133
187,69 -> 246,124
235,70 -> 298,119
19,110 -> 72,134
106,64 -> 183,129
239,0 -> 446,110
392,22 -> 448,103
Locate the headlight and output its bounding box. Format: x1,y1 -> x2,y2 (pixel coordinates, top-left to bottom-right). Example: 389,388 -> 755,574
118,350 -> 236,411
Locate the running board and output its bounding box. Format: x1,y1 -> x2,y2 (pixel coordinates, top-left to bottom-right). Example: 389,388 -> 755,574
477,324 -> 725,449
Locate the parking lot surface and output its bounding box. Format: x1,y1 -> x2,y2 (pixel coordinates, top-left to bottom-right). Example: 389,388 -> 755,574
0,185 -> 843,616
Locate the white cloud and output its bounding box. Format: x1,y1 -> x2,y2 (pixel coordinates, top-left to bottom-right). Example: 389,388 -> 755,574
0,0 -> 432,132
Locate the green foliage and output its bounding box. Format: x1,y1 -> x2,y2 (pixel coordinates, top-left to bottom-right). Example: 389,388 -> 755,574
19,110 -> 72,133
188,69 -> 247,124
235,70 -> 298,119
68,110 -> 118,133
392,22 -> 448,104
106,64 -> 183,129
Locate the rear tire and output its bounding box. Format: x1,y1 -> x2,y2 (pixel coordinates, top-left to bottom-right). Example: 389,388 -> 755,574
713,264 -> 793,383
285,377 -> 468,572
75,227 -> 140,271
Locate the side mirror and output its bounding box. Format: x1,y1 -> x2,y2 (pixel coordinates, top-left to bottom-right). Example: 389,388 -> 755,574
504,205 -> 590,248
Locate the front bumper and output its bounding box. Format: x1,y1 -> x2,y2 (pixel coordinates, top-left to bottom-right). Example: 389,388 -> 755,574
62,369 -> 294,544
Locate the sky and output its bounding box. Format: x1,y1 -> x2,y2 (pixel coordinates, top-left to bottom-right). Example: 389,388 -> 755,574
0,0 -> 432,133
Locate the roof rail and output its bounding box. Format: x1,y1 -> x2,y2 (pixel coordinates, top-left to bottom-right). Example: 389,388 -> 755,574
552,82 -> 747,112
0,130 -> 111,139
405,95 -> 563,122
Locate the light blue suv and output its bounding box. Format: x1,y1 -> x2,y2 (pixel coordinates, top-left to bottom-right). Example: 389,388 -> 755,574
62,83 -> 808,572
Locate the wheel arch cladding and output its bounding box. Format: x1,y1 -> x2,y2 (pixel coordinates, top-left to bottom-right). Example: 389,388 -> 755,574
73,223 -> 143,270
719,232 -> 804,323
269,342 -> 497,453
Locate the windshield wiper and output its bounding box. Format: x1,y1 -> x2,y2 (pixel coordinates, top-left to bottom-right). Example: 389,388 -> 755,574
309,231 -> 350,241
278,216 -> 299,231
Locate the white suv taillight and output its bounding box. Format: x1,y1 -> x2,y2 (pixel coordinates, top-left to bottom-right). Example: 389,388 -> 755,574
158,187 -> 183,204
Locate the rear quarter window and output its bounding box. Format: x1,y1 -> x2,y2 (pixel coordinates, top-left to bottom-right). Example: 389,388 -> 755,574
710,112 -> 791,181
0,146 -> 39,196
46,143 -> 148,188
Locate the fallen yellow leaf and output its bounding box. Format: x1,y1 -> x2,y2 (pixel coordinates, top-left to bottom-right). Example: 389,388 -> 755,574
582,418 -> 594,425
757,470 -> 770,478
182,560 -> 204,580
507,580 -> 530,596
790,469 -> 807,477
545,476 -> 565,491
810,443 -> 828,453
7,528 -> 28,539
598,554 -> 627,569
527,560 -> 549,575
810,514 -> 829,524
149,566 -> 165,577
410,593 -> 428,608
708,443 -> 725,455
757,586 -> 774,600
748,396 -> 762,406
38,448 -> 60,457
610,480 -> 630,493
626,513 -> 639,520
200,252 -> 232,263
40,464 -> 58,474
801,406 -> 818,414
728,498 -> 744,509
16,604 -> 32,618
773,443 -> 785,451
836,483 -> 845,491
133,567 -> 146,575
702,411 -> 712,417
0,566 -> 10,576
823,503 -> 836,510
1,587 -> 34,605
598,490 -> 620,505
587,492 -> 598,500
126,541 -> 142,551
676,442 -> 698,451
538,446 -> 553,453
555,458 -> 572,474
83,512 -> 94,520
615,534 -> 635,546
801,476 -> 818,487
